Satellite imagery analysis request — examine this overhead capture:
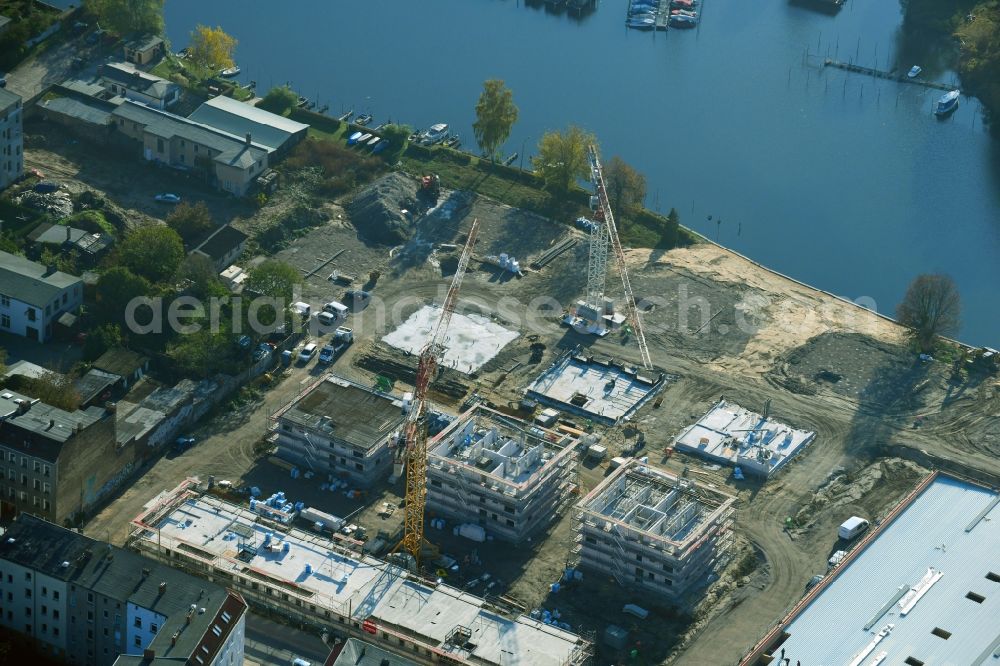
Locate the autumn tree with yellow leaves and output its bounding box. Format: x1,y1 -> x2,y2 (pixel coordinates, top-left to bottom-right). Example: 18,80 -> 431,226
189,24 -> 237,72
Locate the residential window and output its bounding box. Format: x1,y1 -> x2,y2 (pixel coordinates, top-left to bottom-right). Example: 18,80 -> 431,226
0,294 -> 8,307
26,308 -> 36,322
62,294 -> 67,305
43,465 -> 50,477
52,591 -> 58,601
42,499 -> 50,510
149,623 -> 157,634
134,617 -> 141,629
0,314 -> 8,329
156,138 -> 164,153
24,589 -> 30,598
133,636 -> 141,648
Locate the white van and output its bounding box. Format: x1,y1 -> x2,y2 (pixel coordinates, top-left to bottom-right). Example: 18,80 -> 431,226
838,516 -> 870,541
323,301 -> 349,319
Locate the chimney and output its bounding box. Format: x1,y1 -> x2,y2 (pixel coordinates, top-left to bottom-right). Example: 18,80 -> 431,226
43,264 -> 57,277
158,581 -> 167,595
245,132 -> 252,147
171,632 -> 179,646
66,225 -> 71,243
45,419 -> 55,431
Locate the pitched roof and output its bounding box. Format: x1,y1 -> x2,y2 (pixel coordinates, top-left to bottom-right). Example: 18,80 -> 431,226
93,347 -> 148,378
100,62 -> 176,100
188,95 -> 308,151
1,515 -> 246,664
42,95 -> 115,126
0,250 -> 81,308
333,639 -> 419,666
0,86 -> 20,111
28,221 -> 89,245
125,33 -> 164,53
193,224 -> 247,262
112,101 -> 269,168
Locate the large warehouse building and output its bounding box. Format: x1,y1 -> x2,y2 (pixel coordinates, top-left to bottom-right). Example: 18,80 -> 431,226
741,472 -> 1000,665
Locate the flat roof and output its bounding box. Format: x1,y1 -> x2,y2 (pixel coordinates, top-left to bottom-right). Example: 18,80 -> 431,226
280,376 -> 406,451
135,492 -> 588,666
333,638 -> 419,666
42,94 -> 114,126
0,388 -> 105,449
753,474 -> 1000,665
526,352 -> 663,424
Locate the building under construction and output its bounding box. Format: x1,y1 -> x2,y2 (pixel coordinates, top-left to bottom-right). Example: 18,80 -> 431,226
272,375 -> 405,486
574,460 -> 735,605
129,479 -> 593,666
426,405 -> 579,542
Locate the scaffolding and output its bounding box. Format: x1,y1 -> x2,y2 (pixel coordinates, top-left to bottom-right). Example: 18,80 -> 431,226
575,461 -> 735,603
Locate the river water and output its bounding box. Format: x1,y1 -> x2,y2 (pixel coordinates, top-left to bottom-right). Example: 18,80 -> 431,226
166,0 -> 1000,346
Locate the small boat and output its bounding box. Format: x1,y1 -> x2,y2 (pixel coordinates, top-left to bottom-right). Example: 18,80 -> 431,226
219,65 -> 240,78
372,140 -> 389,154
628,17 -> 655,28
671,9 -> 697,16
338,110 -> 354,122
372,123 -> 387,132
356,114 -> 373,126
419,123 -> 450,145
347,131 -> 363,145
669,13 -> 697,26
934,90 -> 960,116
671,0 -> 697,7
907,65 -> 922,79
443,135 -> 461,148
357,133 -> 373,144
367,135 -> 381,147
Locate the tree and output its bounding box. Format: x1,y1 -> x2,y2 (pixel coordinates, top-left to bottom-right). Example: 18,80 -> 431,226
189,24 -> 237,72
166,201 -> 213,243
604,156 -> 647,217
19,371 -> 81,411
897,274 -> 962,352
533,126 -> 596,191
95,267 -> 153,326
379,123 -> 413,152
177,253 -> 228,300
257,86 -> 298,116
119,224 -> 185,283
166,329 -> 238,379
84,0 -> 164,35
83,323 -> 122,361
244,260 -> 300,327
473,80 -> 518,161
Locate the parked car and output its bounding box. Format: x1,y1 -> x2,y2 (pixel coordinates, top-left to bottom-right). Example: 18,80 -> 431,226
318,345 -> 337,364
297,343 -> 318,364
154,193 -> 181,203
316,311 -> 337,327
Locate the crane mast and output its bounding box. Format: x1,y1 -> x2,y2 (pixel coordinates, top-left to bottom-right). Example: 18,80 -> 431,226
588,146 -> 653,370
397,218 -> 480,566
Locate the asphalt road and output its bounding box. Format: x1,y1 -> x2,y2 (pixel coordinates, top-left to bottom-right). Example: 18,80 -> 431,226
245,613 -> 330,666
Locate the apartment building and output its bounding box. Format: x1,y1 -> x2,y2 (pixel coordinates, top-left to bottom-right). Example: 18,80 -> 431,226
0,88 -> 23,189
273,375 -> 405,487
0,389 -> 134,526
0,250 -> 83,342
426,406 -> 578,542
0,514 -> 247,666
130,481 -> 593,666
575,460 -> 735,605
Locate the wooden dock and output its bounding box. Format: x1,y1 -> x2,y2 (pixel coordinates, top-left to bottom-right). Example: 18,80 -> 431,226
823,59 -> 957,92
655,0 -> 670,30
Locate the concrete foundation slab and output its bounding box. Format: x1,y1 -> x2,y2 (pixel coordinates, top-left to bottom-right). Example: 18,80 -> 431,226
526,350 -> 664,424
382,305 -> 518,374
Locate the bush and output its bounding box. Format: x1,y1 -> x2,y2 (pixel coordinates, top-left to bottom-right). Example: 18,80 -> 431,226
284,138 -> 383,188
257,86 -> 298,115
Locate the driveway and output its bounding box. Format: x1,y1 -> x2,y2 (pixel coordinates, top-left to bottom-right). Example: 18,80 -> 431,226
7,34 -> 107,103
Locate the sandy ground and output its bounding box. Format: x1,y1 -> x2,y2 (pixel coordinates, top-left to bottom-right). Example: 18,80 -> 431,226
25,138 -> 999,665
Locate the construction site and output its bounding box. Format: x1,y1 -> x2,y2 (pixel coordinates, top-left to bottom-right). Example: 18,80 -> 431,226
575,460 -> 736,605
51,122 -> 1000,666
426,405 -> 579,542
128,479 -> 594,666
